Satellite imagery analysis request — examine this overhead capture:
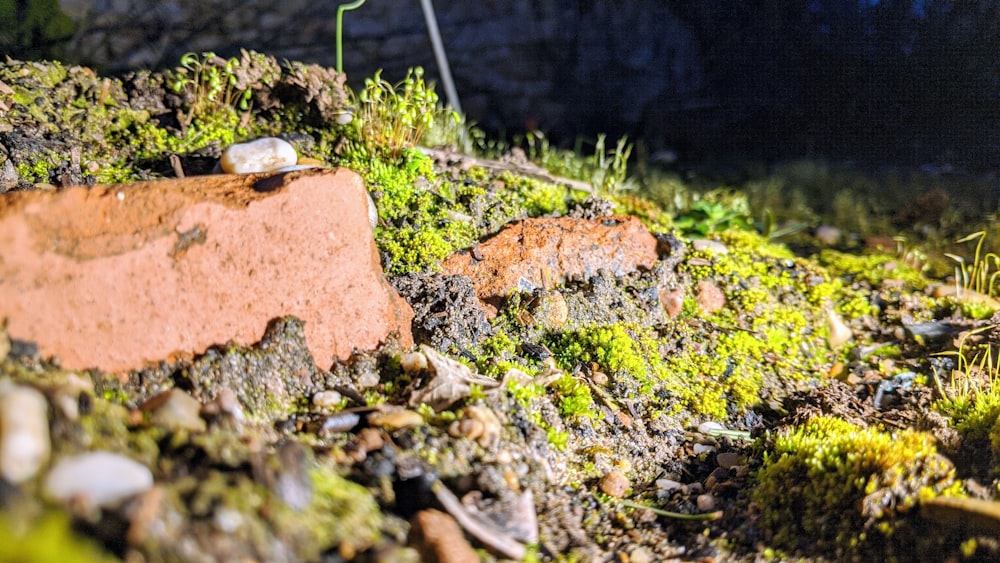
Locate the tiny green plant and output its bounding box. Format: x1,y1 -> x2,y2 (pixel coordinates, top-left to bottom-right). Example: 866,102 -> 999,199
673,199 -> 754,237
933,325 -> 1000,404
945,231 -> 1000,299
344,67 -> 445,161
524,131 -> 634,195
168,52 -> 253,129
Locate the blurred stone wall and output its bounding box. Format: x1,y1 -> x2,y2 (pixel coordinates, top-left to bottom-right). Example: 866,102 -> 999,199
54,0 -> 705,140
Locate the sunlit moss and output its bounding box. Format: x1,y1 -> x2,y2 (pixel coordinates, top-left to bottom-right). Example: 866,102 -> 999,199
753,416 -> 964,556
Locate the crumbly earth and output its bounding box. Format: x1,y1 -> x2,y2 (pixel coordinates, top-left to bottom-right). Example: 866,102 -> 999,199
3,55 -> 1000,562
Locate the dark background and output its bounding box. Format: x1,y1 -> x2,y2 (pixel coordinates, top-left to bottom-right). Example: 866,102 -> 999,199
3,0 -> 999,171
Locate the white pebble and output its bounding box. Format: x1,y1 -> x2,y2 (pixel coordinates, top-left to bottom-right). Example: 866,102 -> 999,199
697,421 -> 726,434
815,225 -> 842,246
691,239 -> 729,255
45,451 -> 153,508
0,382 -> 50,483
220,137 -> 298,174
312,390 -> 343,410
696,493 -> 716,512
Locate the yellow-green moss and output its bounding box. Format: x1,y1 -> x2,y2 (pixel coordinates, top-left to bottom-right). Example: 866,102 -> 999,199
753,416 -> 964,556
818,248 -> 929,290
0,511 -> 114,563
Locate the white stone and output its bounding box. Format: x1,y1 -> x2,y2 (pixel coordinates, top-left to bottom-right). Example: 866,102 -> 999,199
0,382 -> 50,483
45,451 -> 153,508
220,137 -> 298,174
691,238 -> 729,255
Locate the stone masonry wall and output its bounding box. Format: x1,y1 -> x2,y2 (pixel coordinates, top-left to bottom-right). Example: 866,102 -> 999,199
56,0 -> 705,141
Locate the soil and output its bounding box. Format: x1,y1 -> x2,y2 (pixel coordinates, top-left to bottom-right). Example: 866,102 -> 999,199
3,55 -> 1000,562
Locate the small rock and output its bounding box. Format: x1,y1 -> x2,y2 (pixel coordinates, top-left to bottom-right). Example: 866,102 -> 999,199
629,547 -> 653,563
368,408 -> 424,431
697,421 -> 725,434
696,493 -> 716,512
399,351 -> 429,374
0,382 -> 50,483
220,137 -> 298,174
655,479 -> 685,493
45,451 -> 153,508
200,387 -> 245,426
312,390 -> 343,410
534,291 -> 569,329
598,469 -> 631,498
140,388 -> 206,432
409,509 -> 479,563
695,279 -> 726,315
659,286 -> 685,318
826,307 -> 853,348
815,225 -> 842,246
448,405 -> 503,447
716,452 -> 743,469
691,238 -> 729,254
693,443 -> 716,455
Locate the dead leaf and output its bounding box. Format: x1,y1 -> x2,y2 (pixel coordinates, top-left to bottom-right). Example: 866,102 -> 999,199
407,345 -> 500,411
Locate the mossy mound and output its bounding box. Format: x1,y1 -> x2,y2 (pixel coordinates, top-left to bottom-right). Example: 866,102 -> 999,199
753,416 -> 964,558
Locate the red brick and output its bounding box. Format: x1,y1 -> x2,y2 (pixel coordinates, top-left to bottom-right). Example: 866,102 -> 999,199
441,215 -> 658,316
0,169 -> 412,372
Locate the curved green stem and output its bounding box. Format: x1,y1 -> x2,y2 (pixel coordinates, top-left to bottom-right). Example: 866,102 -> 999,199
337,0 -> 367,74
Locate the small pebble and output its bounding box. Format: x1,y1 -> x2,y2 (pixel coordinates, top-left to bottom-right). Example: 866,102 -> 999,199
220,137 -> 297,174
659,287 -> 685,318
629,548 -> 653,563
367,408 -> 424,431
696,493 -> 716,512
0,382 -> 51,483
45,451 -> 153,508
815,225 -> 842,246
399,351 -> 428,374
716,452 -> 743,469
598,469 -> 631,498
140,388 -> 206,432
534,291 -> 569,329
656,479 -> 685,493
693,443 -> 717,455
695,279 -> 726,314
826,307 -> 853,348
312,390 -> 343,410
697,421 -> 726,434
691,239 -> 729,255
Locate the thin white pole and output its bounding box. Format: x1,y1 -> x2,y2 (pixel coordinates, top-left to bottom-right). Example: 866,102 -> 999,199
419,0 -> 462,114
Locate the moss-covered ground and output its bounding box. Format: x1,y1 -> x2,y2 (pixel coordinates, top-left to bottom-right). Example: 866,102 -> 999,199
4,52 -> 1000,560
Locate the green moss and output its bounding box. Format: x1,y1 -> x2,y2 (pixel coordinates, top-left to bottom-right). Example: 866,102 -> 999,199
753,416 -> 964,556
0,512 -> 114,563
297,466 -> 383,558
553,374 -> 598,420
818,248 -> 929,291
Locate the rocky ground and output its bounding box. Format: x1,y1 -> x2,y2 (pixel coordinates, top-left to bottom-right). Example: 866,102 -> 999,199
2,53 -> 1000,562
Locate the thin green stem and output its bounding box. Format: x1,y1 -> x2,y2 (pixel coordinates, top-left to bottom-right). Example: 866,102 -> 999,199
337,0 -> 367,74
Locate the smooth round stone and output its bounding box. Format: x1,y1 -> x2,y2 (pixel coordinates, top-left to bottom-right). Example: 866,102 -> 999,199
598,469 -> 631,498
45,451 -> 154,508
0,382 -> 51,483
220,137 -> 298,174
140,388 -> 206,432
697,421 -> 726,434
691,238 -> 729,255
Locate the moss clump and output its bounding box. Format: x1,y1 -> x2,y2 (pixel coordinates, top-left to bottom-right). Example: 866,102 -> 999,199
354,148 -> 475,273
817,248 -> 929,291
753,416 -> 964,557
0,512 -> 115,563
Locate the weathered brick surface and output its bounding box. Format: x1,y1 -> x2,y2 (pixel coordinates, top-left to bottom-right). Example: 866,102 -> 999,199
441,215 -> 658,315
0,169 -> 412,372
